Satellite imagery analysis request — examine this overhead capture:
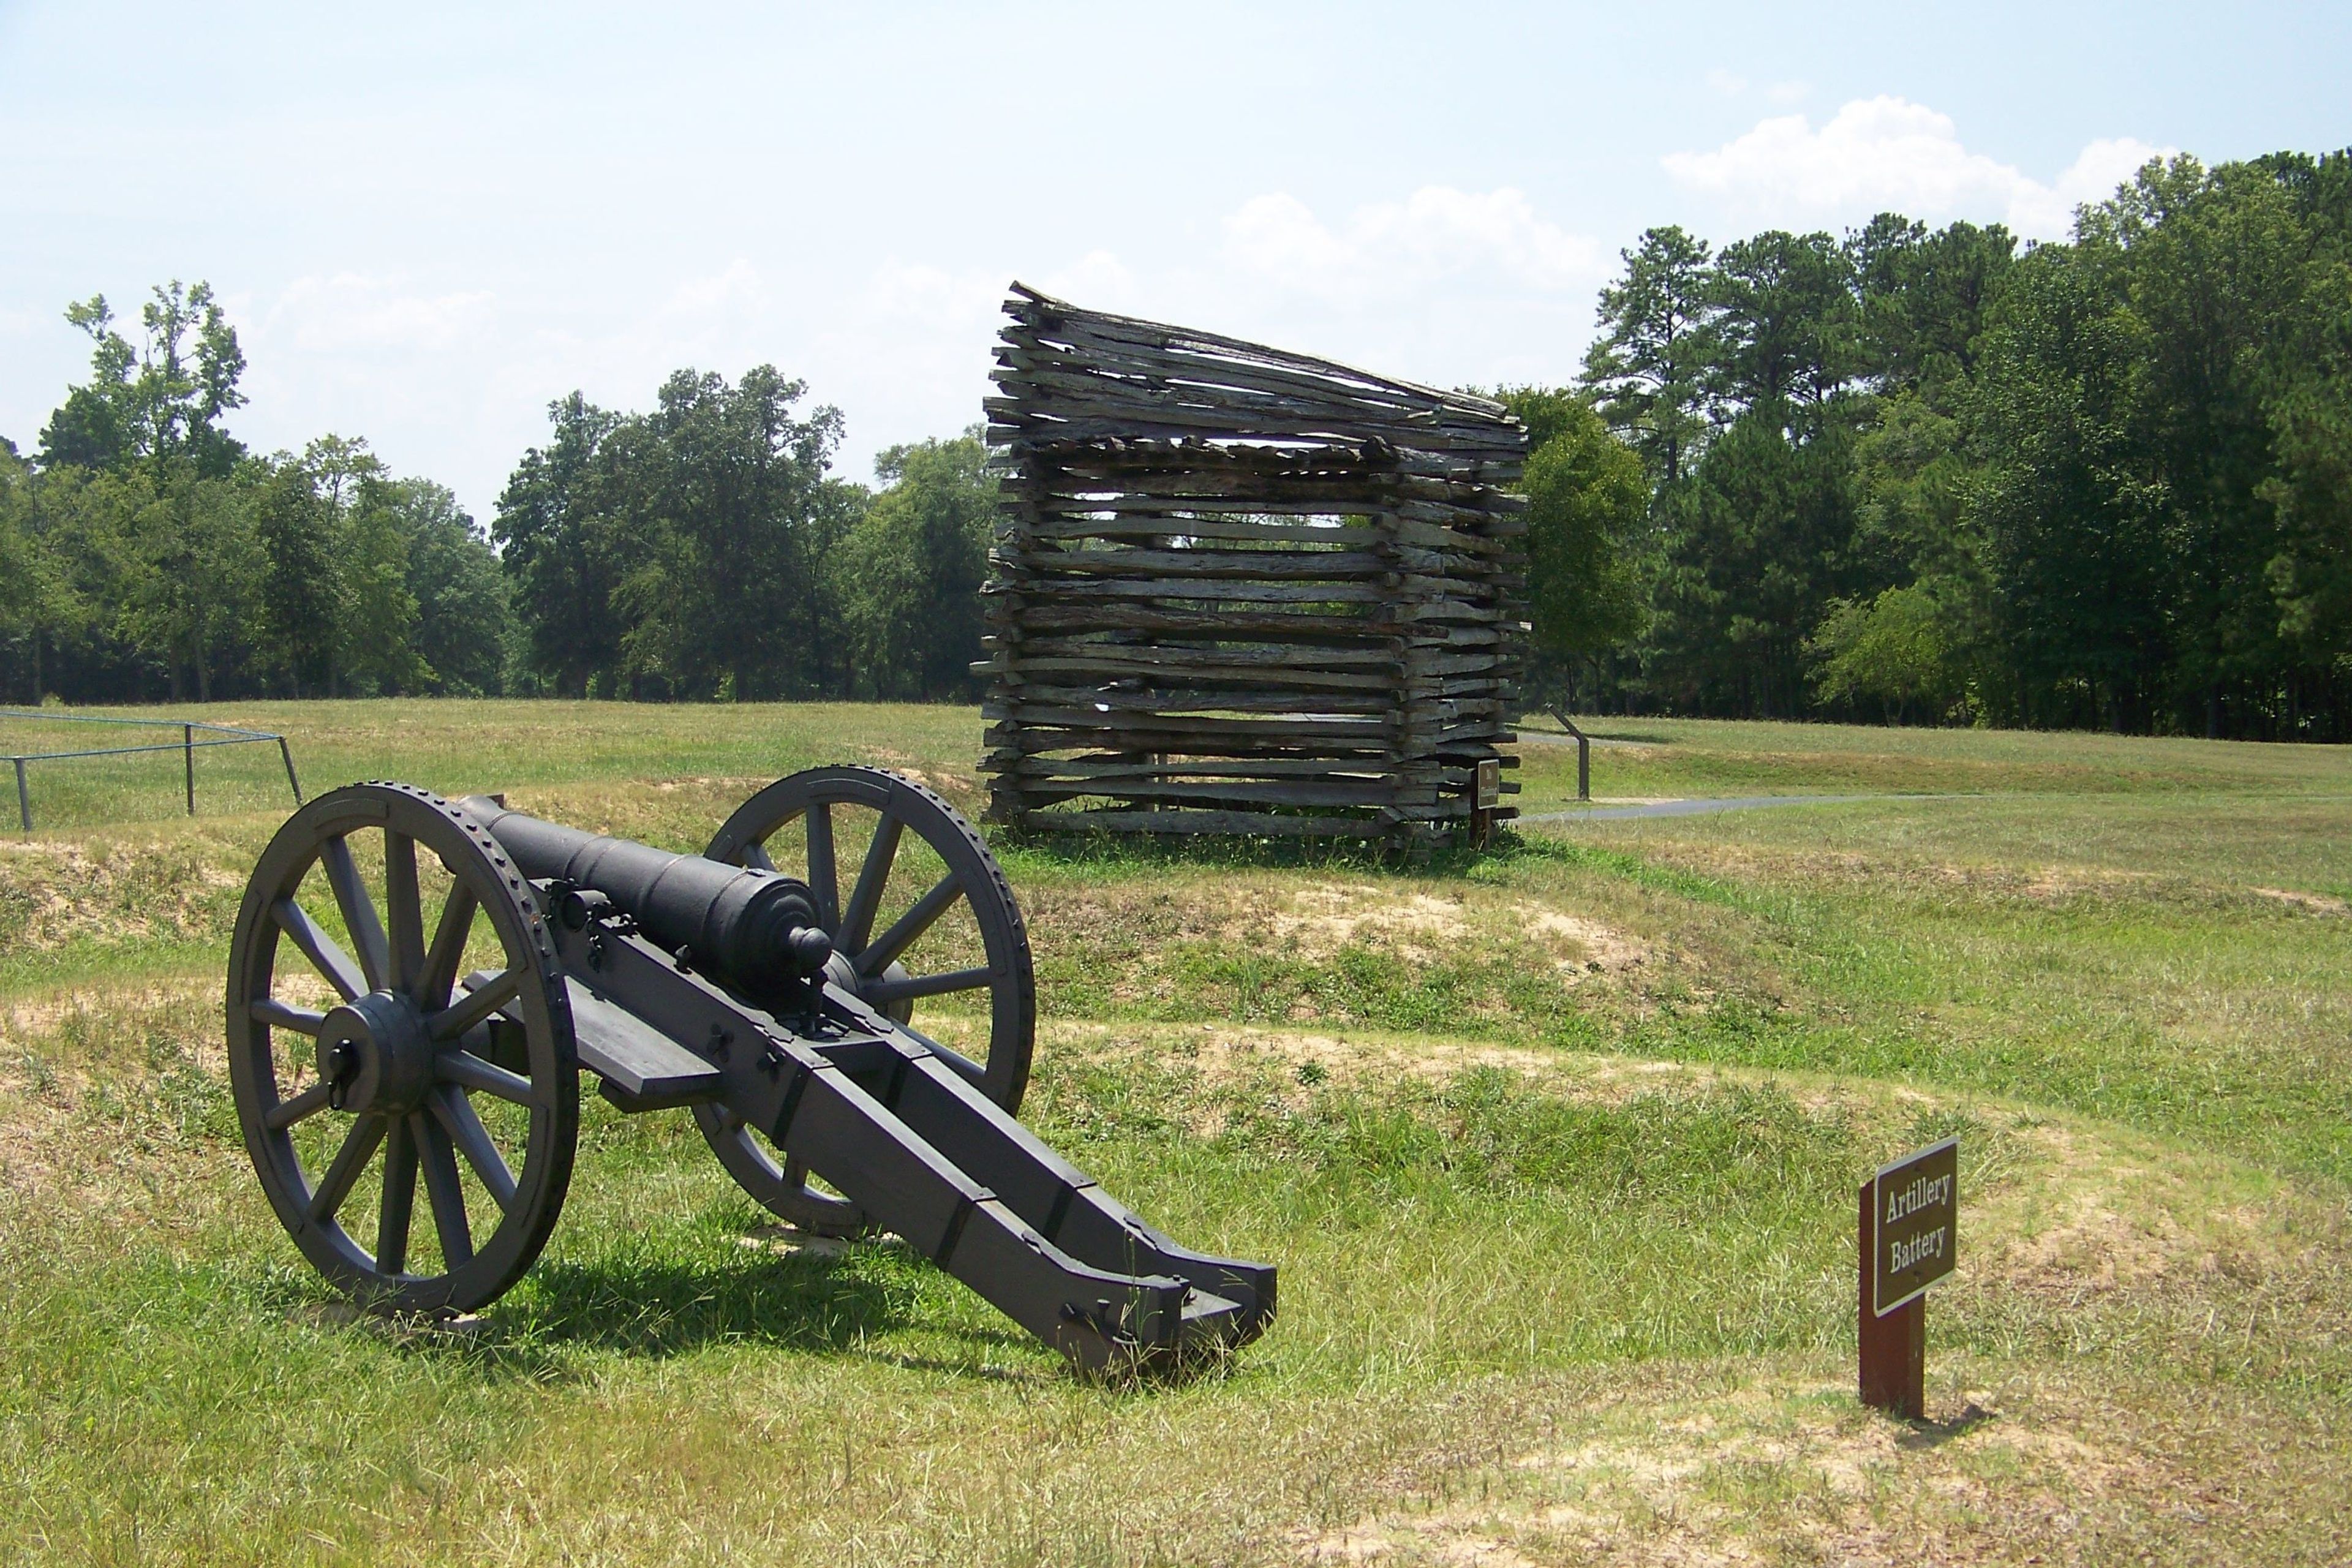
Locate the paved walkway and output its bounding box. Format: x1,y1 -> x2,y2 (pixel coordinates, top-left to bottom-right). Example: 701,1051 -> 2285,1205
1520,794 -> 1929,823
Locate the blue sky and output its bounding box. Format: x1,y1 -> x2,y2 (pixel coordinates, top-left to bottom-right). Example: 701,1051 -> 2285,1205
3,1 -> 2346,519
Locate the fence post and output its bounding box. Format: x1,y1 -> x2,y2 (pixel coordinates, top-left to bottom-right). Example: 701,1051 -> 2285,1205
277,737 -> 304,804
1546,707 -> 1593,802
184,724 -> 196,815
13,758 -> 29,834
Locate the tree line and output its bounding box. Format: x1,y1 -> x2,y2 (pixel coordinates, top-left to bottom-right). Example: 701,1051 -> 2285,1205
0,284 -> 510,704
1525,148 -> 2352,740
0,287 -> 993,707
7,145 -> 2349,739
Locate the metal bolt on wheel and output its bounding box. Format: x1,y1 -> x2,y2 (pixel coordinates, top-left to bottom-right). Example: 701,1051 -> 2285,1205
694,766 -> 1035,1235
225,783 -> 579,1313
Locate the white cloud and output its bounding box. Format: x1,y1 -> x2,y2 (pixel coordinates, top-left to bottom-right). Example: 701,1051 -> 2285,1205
1705,68 -> 1747,97
1038,250 -> 1139,311
1222,186 -> 1602,304
2005,137 -> 2170,239
1664,96 -> 2168,239
257,273 -> 496,355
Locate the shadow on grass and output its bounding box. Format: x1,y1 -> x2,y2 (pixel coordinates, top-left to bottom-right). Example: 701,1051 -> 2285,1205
997,826 -> 1506,880
279,1245 -> 1016,1376
1897,1400 -> 1996,1450
508,1244 -> 1020,1361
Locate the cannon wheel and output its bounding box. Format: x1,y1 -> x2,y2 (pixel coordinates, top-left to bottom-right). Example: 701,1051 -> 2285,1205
696,766 -> 1035,1235
226,782 -> 578,1314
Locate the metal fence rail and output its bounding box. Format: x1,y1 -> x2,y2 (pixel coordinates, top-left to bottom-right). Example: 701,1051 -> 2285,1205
2,710 -> 304,832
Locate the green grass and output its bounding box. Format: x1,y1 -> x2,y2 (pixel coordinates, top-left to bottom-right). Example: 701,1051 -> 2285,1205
4,701 -> 2350,1564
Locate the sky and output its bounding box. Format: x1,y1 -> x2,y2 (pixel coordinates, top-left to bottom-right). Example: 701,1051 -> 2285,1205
3,1 -> 2346,521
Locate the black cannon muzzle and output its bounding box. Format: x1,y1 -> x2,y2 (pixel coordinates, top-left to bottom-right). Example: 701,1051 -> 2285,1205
455,797 -> 830,1003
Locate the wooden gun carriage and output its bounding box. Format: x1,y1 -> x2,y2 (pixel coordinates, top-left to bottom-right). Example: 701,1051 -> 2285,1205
224,768 -> 1272,1373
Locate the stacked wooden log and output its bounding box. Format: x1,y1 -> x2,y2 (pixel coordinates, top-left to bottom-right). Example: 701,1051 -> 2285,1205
975,284 -> 1528,850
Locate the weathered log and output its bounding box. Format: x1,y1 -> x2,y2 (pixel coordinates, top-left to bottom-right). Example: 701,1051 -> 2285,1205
981,285 -> 1526,849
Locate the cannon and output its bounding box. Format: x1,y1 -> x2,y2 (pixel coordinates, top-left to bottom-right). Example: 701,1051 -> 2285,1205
224,767 -> 1273,1373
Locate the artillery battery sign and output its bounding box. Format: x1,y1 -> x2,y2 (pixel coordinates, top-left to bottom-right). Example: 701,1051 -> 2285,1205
1869,1137 -> 1958,1315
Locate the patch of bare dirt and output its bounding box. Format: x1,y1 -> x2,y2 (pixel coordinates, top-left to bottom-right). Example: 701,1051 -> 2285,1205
1271,884 -> 1471,962
0,839 -> 243,951
1266,883 -> 1651,979
1298,1378 -> 2223,1568
1052,1023 -> 1874,1136
1648,842 -> 2166,906
0,978 -> 236,1205
1964,1120 -> 2292,1307
2253,886 -> 2348,916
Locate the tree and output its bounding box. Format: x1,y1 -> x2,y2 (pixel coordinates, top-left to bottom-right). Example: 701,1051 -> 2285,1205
1850,216 -> 2018,402
608,368 -> 849,699
254,459 -> 341,696
1967,239 -> 2171,729
1708,229 -> 1860,424
0,442 -> 59,700
387,479 -> 508,695
1494,390 -> 1648,680
1808,586 -> 1963,722
2086,156 -> 2324,734
495,394 -> 627,696
39,281 -> 247,478
1581,226 -> 1717,484
837,432 -> 995,699
1643,413 -> 1864,716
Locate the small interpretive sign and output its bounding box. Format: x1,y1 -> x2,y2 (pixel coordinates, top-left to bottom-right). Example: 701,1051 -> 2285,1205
1869,1137 -> 1958,1316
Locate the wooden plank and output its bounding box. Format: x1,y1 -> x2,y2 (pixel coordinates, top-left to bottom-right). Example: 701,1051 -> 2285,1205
1013,638 -> 1400,668
1017,510 -> 1511,557
984,727 -> 1397,760
989,686 -> 1398,714
1005,287 -> 1510,410
1019,808 -> 1389,838
1018,778 -> 1413,808
997,756 -> 1417,782
994,335 -> 1512,429
990,365 -> 1528,458
996,658 -> 1398,693
1007,545 -> 1399,580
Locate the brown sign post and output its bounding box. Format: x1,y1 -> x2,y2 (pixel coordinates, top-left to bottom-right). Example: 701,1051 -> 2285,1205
1859,1137 -> 1958,1418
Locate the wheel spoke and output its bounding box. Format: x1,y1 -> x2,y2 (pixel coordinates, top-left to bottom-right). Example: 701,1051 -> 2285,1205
418,882 -> 480,1011
839,815 -> 902,954
430,1085 -> 518,1208
306,1116 -> 387,1225
742,841 -> 775,872
436,1049 -> 537,1106
383,830 -> 426,995
320,835 -> 391,993
804,803 -> 840,930
266,1079 -> 336,1130
416,1113 -> 474,1268
377,1115 -> 417,1275
428,970 -> 521,1042
273,898 -> 366,1003
856,875 -> 964,978
862,965 -> 992,1005
251,997 -> 325,1036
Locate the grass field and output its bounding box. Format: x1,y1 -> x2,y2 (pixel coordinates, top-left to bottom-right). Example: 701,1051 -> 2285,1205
3,701 -> 2348,1566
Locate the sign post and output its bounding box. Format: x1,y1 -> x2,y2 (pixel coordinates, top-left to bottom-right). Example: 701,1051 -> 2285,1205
1859,1137 -> 1958,1419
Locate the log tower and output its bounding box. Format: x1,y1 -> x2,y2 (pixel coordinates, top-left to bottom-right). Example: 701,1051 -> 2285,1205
976,285 -> 1528,851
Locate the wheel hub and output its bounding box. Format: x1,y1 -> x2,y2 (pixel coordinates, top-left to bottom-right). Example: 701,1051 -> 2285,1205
823,949 -> 913,1025
315,990 -> 436,1117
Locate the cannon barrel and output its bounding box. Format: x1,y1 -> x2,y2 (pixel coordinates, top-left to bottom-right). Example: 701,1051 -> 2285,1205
454,796 -> 829,1001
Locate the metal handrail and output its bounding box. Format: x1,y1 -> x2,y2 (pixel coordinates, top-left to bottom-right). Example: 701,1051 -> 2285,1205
1,709 -> 304,832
